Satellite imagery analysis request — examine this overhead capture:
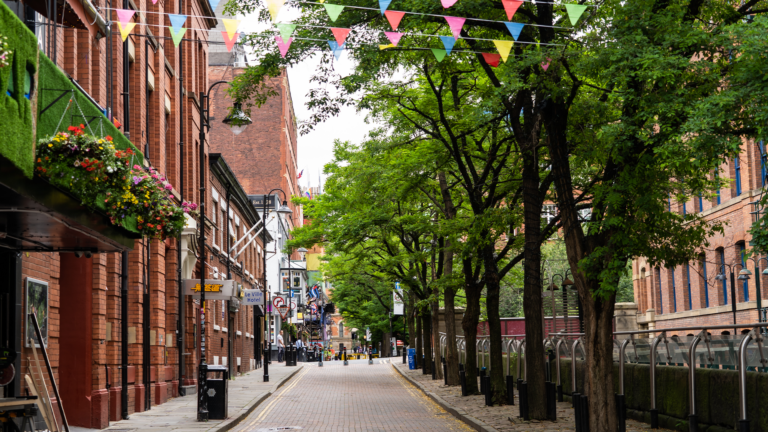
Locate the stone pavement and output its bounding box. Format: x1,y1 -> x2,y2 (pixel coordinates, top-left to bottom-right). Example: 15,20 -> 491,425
393,362 -> 672,431
229,359 -> 474,432
70,363 -> 304,432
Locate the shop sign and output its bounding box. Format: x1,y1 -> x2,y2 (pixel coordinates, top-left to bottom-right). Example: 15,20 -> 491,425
183,279 -> 234,300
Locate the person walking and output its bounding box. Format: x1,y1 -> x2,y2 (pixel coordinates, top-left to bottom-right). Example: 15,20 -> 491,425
277,332 -> 285,362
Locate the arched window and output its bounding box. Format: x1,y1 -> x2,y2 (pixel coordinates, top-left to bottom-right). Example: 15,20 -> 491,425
737,241 -> 749,302
339,322 -> 344,337
717,247 -> 728,305
700,254 -> 709,308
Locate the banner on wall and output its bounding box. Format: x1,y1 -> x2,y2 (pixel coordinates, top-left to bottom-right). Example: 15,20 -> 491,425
393,281 -> 404,315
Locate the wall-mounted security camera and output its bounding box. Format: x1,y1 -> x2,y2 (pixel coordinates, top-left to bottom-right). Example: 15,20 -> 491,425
74,251 -> 84,258
84,251 -> 93,259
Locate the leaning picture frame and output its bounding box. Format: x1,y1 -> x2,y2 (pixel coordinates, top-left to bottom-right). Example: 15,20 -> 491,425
25,277 -> 48,348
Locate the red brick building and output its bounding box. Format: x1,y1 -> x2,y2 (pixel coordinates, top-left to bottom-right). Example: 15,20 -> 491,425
632,140 -> 768,333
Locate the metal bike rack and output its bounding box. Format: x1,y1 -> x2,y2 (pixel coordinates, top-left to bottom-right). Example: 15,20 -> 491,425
516,339 -> 527,381
738,327 -> 767,432
571,338 -> 582,403
649,331 -> 672,428
483,338 -> 491,372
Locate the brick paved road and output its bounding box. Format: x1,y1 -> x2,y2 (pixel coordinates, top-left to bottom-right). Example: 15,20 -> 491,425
231,361 -> 473,432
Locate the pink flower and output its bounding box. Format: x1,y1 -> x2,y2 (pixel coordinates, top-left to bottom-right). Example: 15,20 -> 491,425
133,165 -> 141,170
190,203 -> 198,210
183,207 -> 190,213
165,184 -> 173,191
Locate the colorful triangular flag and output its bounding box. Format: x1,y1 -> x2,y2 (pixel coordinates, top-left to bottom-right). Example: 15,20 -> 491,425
493,40 -> 513,62
170,26 -> 186,46
331,27 -> 351,45
385,10 -> 405,30
439,36 -> 456,55
541,57 -> 551,70
223,19 -> 241,38
384,31 -> 402,46
169,14 -> 187,33
501,0 -> 523,20
324,4 -> 345,22
328,40 -> 346,60
379,44 -> 395,50
504,22 -> 524,41
431,48 -> 447,62
275,35 -> 293,57
482,53 -> 501,67
276,23 -> 297,41
266,0 -> 285,21
209,0 -> 221,11
441,0 -> 458,8
444,16 -> 465,39
222,31 -> 240,51
379,0 -> 392,15
565,4 -> 587,25
117,22 -> 136,42
116,9 -> 134,26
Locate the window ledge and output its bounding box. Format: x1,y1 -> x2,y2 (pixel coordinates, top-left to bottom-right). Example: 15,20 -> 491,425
214,325 -> 221,331
222,327 -> 228,333
236,331 -> 242,336
213,244 -> 220,252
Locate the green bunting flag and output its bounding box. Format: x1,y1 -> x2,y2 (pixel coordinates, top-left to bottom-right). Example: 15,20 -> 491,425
431,48 -> 447,62
565,4 -> 587,25
324,4 -> 345,22
276,23 -> 297,41
170,26 -> 186,47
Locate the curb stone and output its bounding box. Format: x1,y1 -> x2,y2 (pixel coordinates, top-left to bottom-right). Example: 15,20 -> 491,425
392,364 -> 497,432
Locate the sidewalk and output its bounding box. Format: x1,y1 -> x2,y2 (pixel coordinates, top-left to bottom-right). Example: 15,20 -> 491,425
393,362 -> 670,431
71,363 -> 304,432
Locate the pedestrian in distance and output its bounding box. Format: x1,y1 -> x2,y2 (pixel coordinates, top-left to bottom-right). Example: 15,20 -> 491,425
277,332 -> 285,362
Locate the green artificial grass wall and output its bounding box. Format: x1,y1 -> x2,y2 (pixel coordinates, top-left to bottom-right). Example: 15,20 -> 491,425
0,1 -> 38,179
36,54 -> 143,164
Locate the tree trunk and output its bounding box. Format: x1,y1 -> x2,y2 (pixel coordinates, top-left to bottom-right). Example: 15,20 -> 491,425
481,243 -> 507,404
432,283 -> 443,380
422,310 -> 433,375
438,172 -> 460,385
415,304 -> 423,369
521,143 -> 547,418
461,265 -> 482,394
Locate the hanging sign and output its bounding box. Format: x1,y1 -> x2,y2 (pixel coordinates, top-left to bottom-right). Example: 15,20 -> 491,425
242,289 -> 264,305
183,279 -> 234,300
393,281 -> 404,315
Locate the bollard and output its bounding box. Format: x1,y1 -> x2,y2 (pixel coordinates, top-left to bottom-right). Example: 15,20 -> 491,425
650,408 -> 658,429
519,381 -> 529,421
517,378 -> 523,391
423,356 -> 427,375
546,382 -> 556,421
557,384 -> 563,402
688,415 -> 698,432
506,375 -> 515,405
343,349 -> 348,366
403,349 -> 406,364
616,393 -> 626,432
432,360 -> 436,380
484,376 -> 492,406
368,352 -> 373,365
443,363 -> 448,386
459,363 -> 464,372
459,369 -> 467,396
573,393 -> 582,432
480,367 -> 487,394
579,395 -> 589,431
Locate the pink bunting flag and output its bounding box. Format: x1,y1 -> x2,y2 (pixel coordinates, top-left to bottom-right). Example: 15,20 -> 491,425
116,9 -> 135,26
331,27 -> 351,45
384,10 -> 405,30
444,16 -> 465,39
501,0 -> 523,20
275,36 -> 293,58
482,53 -> 501,68
384,31 -> 402,46
541,57 -> 551,71
441,0 -> 458,8
222,31 -> 240,51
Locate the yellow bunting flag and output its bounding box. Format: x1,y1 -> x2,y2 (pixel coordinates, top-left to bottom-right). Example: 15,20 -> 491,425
266,0 -> 285,21
493,40 -> 513,62
117,22 -> 136,42
223,19 -> 240,38
379,44 -> 395,50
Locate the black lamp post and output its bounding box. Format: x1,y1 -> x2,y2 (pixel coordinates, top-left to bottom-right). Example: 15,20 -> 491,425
260,190 -> 293,381
716,263 -> 752,326
723,257 -> 768,326
197,81 -> 251,421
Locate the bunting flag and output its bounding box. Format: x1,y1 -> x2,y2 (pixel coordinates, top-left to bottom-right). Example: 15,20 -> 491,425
266,0 -> 285,21
504,22 -> 524,40
151,0 -> 157,4
431,48 -> 447,62
482,53 -> 501,67
170,26 -> 187,46
209,0 -> 221,11
328,40 -> 346,60
379,0 -> 391,15
444,16 -> 465,39
565,3 -> 587,25
276,23 -> 297,41
384,31 -> 402,46
117,22 -> 136,42
379,43 -> 396,50
222,31 -> 240,51
501,0 -> 523,20
169,14 -> 187,33
441,0 -> 458,8
116,9 -> 135,26
331,27 -> 351,45
493,40 -> 513,62
275,35 -> 293,57
541,58 -> 551,70
439,36 -> 455,55
324,4 -> 345,21
384,10 -> 405,30
223,19 -> 241,38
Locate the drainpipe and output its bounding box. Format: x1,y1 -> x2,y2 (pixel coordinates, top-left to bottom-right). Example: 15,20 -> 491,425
122,0 -> 130,139
144,240 -> 151,411
121,251 -> 129,419
226,185 -> 233,379
176,0 -> 185,395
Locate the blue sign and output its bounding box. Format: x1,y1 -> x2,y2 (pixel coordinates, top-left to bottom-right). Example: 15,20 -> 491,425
242,289 -> 263,305
408,348 -> 416,370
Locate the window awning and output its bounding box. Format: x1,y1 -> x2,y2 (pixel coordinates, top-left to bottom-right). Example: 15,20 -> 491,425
0,156 -> 139,252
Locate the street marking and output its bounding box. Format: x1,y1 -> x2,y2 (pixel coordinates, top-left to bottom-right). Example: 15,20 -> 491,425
246,367 -> 310,428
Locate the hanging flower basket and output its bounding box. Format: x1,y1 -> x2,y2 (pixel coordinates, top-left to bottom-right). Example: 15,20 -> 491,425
36,126 -> 198,239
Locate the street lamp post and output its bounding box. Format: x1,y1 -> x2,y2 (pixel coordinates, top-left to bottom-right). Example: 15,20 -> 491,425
260,190 -> 293,381
716,263 -> 752,326
196,81 -> 252,421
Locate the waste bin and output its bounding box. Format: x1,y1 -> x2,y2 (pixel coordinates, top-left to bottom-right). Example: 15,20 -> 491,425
205,365 -> 228,419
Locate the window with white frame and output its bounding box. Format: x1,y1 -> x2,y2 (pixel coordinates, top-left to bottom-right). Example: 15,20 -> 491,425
212,190 -> 219,249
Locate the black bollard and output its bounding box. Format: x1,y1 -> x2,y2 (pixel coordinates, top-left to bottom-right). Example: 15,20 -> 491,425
459,369 -> 467,396
519,381 -> 529,421
479,368 -> 487,394
423,356 -> 427,374
517,377 -> 523,391
688,414 -> 698,432
506,375 -> 514,405
650,409 -> 658,429
616,394 -> 626,432
738,420 -> 750,432
459,363 -> 464,372
546,382 -> 556,421
443,363 -> 448,386
557,384 -> 563,402
403,349 -> 406,364
580,395 -> 589,431
573,393 -> 582,432
484,376 -> 492,406
432,360 -> 436,380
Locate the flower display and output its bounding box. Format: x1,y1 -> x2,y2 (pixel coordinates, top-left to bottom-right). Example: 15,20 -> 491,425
36,127 -> 198,239
0,34 -> 9,68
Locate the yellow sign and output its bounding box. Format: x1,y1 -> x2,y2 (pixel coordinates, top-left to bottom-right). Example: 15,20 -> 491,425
189,283 -> 223,293
183,279 -> 234,300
